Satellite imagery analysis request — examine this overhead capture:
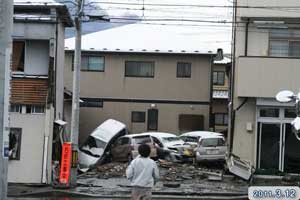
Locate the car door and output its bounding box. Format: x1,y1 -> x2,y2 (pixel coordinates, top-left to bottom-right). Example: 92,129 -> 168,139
111,138 -> 123,160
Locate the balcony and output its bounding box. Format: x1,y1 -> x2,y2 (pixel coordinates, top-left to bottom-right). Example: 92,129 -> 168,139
238,0 -> 300,18
11,78 -> 48,105
236,56 -> 300,98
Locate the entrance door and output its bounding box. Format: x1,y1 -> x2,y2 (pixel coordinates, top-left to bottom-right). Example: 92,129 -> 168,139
283,123 -> 300,173
147,109 -> 158,131
258,123 -> 281,170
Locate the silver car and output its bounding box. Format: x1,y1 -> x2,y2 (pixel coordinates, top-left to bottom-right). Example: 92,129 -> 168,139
195,135 -> 227,163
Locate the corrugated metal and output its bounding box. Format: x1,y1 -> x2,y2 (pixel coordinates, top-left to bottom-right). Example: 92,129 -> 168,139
11,78 -> 48,105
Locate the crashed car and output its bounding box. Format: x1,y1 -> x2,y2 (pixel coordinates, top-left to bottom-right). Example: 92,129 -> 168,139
110,133 -> 157,162
146,132 -> 194,162
195,134 -> 227,163
180,131 -> 224,148
78,119 -> 127,171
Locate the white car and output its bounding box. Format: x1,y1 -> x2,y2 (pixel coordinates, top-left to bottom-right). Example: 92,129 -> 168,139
195,134 -> 227,163
78,119 -> 127,171
179,131 -> 223,148
142,132 -> 194,162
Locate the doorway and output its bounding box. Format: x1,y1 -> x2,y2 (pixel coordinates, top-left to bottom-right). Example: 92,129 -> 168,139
257,107 -> 300,172
147,109 -> 158,131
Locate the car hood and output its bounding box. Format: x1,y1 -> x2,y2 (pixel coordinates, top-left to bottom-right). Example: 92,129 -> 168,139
164,141 -> 185,148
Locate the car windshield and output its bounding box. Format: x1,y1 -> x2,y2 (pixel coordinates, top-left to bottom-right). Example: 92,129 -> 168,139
80,136 -> 107,157
182,136 -> 198,143
162,137 -> 182,142
201,138 -> 224,147
133,136 -> 152,144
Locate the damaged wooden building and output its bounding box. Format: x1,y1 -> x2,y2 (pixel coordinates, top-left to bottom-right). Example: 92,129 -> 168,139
8,0 -> 72,183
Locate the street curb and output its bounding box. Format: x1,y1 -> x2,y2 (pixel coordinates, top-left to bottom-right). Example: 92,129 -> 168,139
8,189 -> 248,198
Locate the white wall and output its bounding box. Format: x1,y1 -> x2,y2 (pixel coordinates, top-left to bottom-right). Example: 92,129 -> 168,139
8,113 -> 45,183
25,40 -> 49,75
13,23 -> 55,40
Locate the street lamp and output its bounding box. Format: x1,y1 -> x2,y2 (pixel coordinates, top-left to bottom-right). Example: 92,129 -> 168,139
276,90 -> 300,141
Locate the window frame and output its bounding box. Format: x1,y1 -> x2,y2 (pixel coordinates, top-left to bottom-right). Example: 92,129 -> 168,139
176,62 -> 192,78
213,71 -> 225,86
125,61 -> 155,78
9,128 -> 22,160
80,98 -> 103,108
9,104 -> 22,113
131,111 -> 146,123
72,54 -> 105,72
214,113 -> 228,125
269,29 -> 300,57
12,40 -> 26,72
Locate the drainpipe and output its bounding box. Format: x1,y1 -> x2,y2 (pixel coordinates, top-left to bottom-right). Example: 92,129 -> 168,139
209,55 -> 214,131
245,18 -> 249,56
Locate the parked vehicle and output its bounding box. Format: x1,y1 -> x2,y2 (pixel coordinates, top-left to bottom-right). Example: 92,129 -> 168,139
110,133 -> 157,162
195,134 -> 227,163
146,132 -> 194,162
180,131 -> 223,148
78,119 -> 127,171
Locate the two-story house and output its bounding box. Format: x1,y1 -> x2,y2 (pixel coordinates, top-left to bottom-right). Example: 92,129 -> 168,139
231,0 -> 300,173
64,23 -> 221,144
9,0 -> 72,183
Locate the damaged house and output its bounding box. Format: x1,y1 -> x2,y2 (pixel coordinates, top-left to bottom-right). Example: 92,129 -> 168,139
231,0 -> 300,173
64,23 -> 224,144
8,0 -> 72,183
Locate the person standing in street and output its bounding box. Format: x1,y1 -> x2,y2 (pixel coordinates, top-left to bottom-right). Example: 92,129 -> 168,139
126,144 -> 159,200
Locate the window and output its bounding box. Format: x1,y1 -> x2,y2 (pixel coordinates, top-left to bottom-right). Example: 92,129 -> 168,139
214,113 -> 228,125
80,98 -> 103,108
131,111 -> 146,123
82,56 -> 104,71
118,137 -> 130,145
152,136 -> 163,147
269,29 -> 300,57
73,55 -> 105,71
9,104 -> 22,113
285,108 -> 297,118
259,108 -> 279,118
177,62 -> 191,78
9,128 -> 22,160
12,41 -> 25,72
25,105 -> 45,114
125,61 -> 154,77
213,71 -> 225,85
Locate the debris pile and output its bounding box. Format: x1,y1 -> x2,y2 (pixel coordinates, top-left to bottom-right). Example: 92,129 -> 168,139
158,159 -> 223,182
96,162 -> 128,179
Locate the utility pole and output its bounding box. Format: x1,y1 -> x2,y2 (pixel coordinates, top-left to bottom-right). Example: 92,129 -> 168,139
70,0 -> 84,187
0,0 -> 13,199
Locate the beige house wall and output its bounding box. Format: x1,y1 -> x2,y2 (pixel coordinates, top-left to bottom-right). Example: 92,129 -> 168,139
77,102 -> 210,145
64,53 -> 211,101
232,98 -> 257,165
238,0 -> 300,18
64,52 -> 212,143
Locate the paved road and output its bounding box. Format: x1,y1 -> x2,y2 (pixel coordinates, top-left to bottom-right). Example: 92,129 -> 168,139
8,195 -> 249,200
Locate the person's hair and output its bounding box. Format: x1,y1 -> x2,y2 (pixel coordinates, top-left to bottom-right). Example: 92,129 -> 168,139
138,144 -> 151,157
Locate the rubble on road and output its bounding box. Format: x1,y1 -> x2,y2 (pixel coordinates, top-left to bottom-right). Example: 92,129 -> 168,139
96,162 -> 128,178
78,162 -> 128,179
158,159 -> 224,182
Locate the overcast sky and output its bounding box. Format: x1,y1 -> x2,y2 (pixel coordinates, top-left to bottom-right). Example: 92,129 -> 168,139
60,0 -> 232,53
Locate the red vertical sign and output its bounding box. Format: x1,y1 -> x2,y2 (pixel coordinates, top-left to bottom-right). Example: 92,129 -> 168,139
59,142 -> 72,186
